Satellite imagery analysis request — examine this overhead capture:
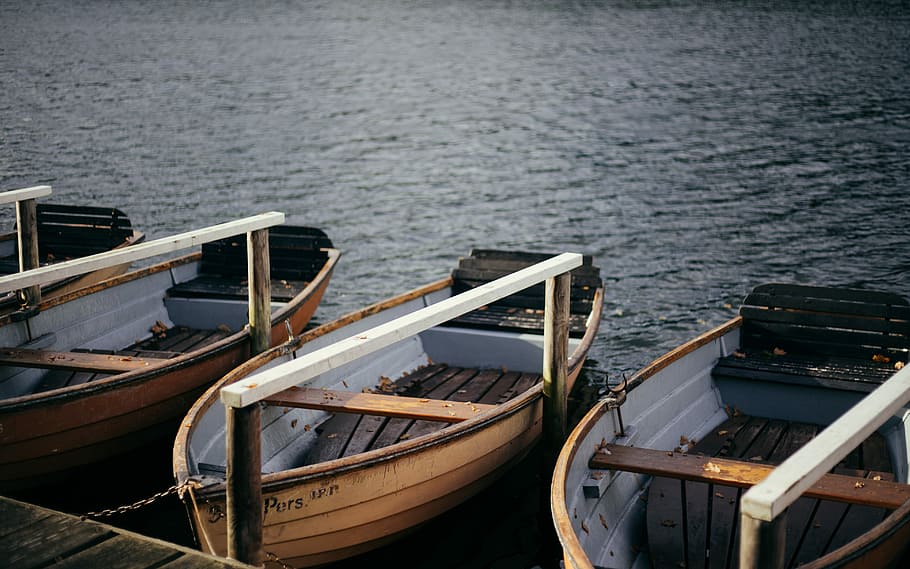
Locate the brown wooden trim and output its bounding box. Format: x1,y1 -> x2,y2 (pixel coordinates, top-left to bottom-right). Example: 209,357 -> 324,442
591,444 -> 910,510
264,386 -> 495,423
627,316 -> 742,390
0,347 -> 166,373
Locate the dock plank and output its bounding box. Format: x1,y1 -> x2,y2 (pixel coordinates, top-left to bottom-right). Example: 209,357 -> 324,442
0,496 -> 252,569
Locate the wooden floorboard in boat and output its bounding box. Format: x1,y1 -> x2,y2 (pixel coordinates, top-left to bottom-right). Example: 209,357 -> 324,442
303,364 -> 542,465
647,414 -> 895,569
31,327 -> 225,394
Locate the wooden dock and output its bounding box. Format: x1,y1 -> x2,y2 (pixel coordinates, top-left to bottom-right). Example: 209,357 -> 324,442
0,495 -> 252,569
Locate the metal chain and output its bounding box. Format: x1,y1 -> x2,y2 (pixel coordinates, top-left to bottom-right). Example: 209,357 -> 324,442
81,480 -> 198,519
264,551 -> 296,569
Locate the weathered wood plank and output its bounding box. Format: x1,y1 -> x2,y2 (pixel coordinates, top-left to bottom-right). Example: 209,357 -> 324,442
0,185 -> 52,205
0,211 -> 285,294
0,347 -> 165,372
593,445 -> 910,509
266,386 -> 495,423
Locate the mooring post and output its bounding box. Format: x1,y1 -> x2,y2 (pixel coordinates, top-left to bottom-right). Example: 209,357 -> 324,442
542,271 -> 571,463
16,197 -> 41,310
247,228 -> 272,355
739,511 -> 787,569
224,227 -> 272,566
226,403 -> 263,567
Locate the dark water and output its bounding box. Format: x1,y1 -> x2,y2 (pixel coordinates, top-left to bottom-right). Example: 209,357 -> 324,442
2,1 -> 910,567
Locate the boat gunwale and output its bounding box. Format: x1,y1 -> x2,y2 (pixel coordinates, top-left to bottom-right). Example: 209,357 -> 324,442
0,246 -> 340,411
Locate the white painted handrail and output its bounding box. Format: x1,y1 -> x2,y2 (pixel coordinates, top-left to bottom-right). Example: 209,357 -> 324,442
0,185 -> 52,205
739,363 -> 910,567
0,211 -> 286,294
220,252 -> 584,408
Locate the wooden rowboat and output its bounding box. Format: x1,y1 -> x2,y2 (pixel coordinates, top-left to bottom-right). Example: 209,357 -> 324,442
173,249 -> 604,567
0,203 -> 145,311
552,283 -> 910,569
0,223 -> 339,492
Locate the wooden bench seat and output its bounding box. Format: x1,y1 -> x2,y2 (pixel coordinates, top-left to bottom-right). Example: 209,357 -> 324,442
0,347 -> 166,373
591,445 -> 910,510
606,414 -> 902,569
265,387 -> 496,423
713,283 -> 909,389
444,249 -> 601,337
167,225 -> 332,302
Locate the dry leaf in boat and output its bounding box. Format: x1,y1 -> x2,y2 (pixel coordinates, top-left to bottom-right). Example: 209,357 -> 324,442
399,434 -> 411,440
679,435 -> 690,446
773,347 -> 786,356
304,424 -> 311,432
733,350 -> 747,359
661,519 -> 677,528
599,514 -> 609,529
874,475 -> 882,481
327,433 -> 337,439
715,492 -> 725,499
718,430 -> 728,436
873,354 -> 891,363
704,462 -> 721,473
376,376 -> 394,393
855,482 -> 865,488
150,320 -> 167,335
895,361 -> 905,370
581,520 -> 589,534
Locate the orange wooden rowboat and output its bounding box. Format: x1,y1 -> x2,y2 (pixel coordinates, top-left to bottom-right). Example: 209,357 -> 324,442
552,283 -> 910,569
0,224 -> 338,492
174,249 -> 603,567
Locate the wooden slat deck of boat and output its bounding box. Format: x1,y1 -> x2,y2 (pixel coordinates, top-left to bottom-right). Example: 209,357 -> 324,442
31,325 -> 231,393
302,363 -> 542,464
0,495 -> 252,569
646,414 -> 896,569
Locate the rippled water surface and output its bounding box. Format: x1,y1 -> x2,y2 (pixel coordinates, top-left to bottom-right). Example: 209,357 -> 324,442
2,1 -> 909,567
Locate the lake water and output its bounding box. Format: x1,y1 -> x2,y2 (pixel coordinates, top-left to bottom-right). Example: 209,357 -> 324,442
2,1 -> 909,567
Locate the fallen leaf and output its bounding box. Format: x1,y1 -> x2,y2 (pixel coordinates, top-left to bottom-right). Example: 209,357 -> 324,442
704,462 -> 721,473
773,347 -> 787,356
873,354 -> 891,363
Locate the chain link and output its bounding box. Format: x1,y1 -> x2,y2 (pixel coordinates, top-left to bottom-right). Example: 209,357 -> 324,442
265,551 -> 296,569
81,480 -> 198,519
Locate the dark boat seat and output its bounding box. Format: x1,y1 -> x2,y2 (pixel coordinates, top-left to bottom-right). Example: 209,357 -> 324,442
713,283 -> 910,392
444,248 -> 601,338
167,226 -> 333,303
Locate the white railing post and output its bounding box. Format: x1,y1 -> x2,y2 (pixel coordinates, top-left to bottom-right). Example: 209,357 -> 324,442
0,211 -> 285,294
739,363 -> 910,567
220,252 -> 584,564
1,186 -> 53,313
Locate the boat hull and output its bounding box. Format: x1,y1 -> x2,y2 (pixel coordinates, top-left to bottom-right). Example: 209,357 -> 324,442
552,315 -> 910,569
189,390 -> 543,566
175,250 -> 604,566
0,246 -> 338,492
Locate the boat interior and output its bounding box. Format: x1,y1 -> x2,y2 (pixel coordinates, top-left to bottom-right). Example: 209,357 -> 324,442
575,284 -> 910,569
0,226 -> 334,400
187,249 -> 602,480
